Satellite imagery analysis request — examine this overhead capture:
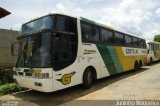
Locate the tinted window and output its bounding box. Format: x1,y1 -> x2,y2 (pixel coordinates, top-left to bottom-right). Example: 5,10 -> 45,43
151,44 -> 154,50
133,37 -> 138,47
138,39 -> 146,48
17,33 -> 52,67
114,32 -> 124,44
52,33 -> 78,71
125,35 -> 132,46
81,23 -> 92,42
139,39 -> 144,48
81,22 -> 99,42
143,40 -> 146,48
101,29 -> 114,43
56,16 -> 77,34
20,16 -> 53,35
90,26 -> 99,42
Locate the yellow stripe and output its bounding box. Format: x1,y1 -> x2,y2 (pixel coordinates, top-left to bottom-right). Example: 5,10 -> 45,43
115,47 -> 147,72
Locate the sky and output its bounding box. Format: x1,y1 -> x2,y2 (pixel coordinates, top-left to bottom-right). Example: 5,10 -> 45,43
0,0 -> 160,41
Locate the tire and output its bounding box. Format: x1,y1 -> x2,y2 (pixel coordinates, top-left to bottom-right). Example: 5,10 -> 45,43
82,68 -> 93,89
134,61 -> 139,71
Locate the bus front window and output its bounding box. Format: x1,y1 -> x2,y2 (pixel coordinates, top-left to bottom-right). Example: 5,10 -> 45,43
16,15 -> 78,70
19,16 -> 53,35
16,33 -> 51,68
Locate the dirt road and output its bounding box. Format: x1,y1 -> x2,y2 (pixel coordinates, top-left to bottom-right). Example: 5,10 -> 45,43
0,62 -> 160,106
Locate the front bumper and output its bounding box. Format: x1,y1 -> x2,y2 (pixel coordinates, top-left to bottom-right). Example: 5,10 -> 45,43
13,75 -> 53,92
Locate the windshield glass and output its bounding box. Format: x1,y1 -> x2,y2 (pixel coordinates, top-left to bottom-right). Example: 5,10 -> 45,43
16,32 -> 51,68
17,15 -> 78,69
19,16 -> 53,35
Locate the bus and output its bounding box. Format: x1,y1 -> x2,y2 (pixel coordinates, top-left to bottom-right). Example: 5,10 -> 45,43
147,41 -> 160,64
13,13 -> 147,92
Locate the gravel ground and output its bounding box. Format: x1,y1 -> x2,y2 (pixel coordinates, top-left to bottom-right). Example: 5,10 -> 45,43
0,62 -> 160,106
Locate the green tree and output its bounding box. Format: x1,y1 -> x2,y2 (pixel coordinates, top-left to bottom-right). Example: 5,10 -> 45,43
154,35 -> 160,42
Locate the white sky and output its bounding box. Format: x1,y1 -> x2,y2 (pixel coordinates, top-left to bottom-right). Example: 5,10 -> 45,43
0,0 -> 160,41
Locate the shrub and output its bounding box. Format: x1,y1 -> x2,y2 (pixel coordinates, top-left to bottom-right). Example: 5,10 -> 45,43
0,83 -> 23,96
0,68 -> 14,84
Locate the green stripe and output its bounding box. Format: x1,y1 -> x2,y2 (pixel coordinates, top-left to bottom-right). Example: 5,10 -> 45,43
96,44 -> 123,75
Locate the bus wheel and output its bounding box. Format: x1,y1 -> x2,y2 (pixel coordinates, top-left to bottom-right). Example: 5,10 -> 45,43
82,68 -> 93,89
134,61 -> 139,71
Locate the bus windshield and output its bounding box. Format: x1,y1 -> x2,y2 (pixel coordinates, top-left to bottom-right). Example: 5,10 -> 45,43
17,15 -> 78,69
19,15 -> 77,36
16,32 -> 51,68
19,16 -> 53,35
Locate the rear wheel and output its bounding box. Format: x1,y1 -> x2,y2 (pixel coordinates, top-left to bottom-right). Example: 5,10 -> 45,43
134,61 -> 139,71
82,68 -> 93,89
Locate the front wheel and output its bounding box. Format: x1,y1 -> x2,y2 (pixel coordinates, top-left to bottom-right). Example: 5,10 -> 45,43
82,68 -> 93,89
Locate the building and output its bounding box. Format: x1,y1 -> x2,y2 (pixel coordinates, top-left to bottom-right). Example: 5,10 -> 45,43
0,29 -> 18,68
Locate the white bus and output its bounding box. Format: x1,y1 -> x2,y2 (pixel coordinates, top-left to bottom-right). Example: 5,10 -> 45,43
147,41 -> 160,64
13,13 -> 147,92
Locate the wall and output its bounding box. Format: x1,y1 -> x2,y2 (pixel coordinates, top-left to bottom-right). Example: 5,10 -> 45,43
0,29 -> 19,68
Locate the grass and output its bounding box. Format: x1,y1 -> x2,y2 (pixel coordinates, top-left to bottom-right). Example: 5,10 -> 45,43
0,83 -> 24,96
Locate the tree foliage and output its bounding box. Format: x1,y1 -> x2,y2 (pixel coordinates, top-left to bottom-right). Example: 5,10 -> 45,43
154,35 -> 160,42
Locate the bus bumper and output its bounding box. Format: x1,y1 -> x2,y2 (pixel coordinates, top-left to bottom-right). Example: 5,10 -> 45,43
13,75 -> 53,92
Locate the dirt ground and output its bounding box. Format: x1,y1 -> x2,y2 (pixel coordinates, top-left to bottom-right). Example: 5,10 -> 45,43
0,62 -> 160,106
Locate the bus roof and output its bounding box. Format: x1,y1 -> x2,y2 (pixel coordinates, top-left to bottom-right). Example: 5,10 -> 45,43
22,12 -> 145,40
23,13 -> 78,25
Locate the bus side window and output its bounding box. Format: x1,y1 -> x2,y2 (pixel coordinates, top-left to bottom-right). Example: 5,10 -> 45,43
144,40 -> 147,48
68,35 -> 78,61
56,16 -> 77,34
90,26 -> 99,42
81,23 -> 92,42
100,29 -> 114,43
53,34 -> 60,60
81,22 -> 100,43
60,35 -> 68,59
133,37 -> 138,48
114,32 -> 124,45
138,39 -> 143,48
125,35 -> 132,46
